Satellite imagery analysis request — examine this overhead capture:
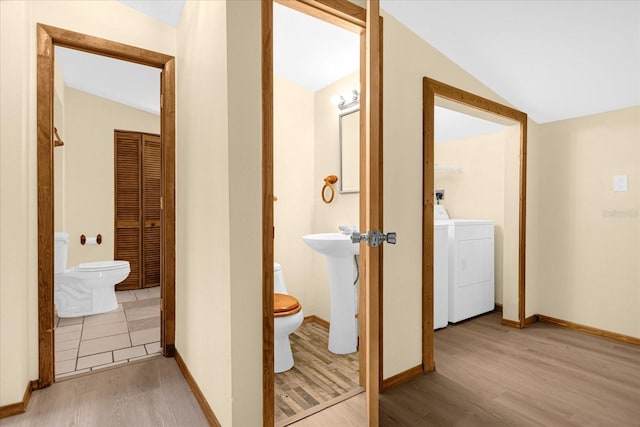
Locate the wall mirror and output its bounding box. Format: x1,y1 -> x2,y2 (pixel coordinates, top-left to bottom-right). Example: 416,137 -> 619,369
339,108 -> 360,193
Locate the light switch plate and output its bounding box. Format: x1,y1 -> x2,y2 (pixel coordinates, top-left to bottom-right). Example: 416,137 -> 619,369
613,175 -> 628,192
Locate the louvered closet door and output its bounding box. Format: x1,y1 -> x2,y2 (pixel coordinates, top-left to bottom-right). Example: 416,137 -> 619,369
114,131 -> 142,290
142,134 -> 161,288
114,131 -> 162,290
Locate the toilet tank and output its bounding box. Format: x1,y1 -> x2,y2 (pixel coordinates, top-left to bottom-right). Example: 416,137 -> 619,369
274,263 -> 288,294
54,232 -> 69,274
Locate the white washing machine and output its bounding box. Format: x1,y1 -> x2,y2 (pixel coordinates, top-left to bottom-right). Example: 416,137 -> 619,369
435,206 -> 495,323
433,223 -> 449,329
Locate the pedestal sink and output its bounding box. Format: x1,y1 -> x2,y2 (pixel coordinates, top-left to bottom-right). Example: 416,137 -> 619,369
302,233 -> 359,354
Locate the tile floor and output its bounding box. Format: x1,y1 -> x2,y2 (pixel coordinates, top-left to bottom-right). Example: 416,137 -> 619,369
54,287 -> 161,379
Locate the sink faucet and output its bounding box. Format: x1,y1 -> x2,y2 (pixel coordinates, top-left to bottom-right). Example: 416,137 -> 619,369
338,225 -> 358,235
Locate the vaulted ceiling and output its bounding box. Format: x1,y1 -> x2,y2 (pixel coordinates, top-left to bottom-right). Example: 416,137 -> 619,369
57,1 -> 639,127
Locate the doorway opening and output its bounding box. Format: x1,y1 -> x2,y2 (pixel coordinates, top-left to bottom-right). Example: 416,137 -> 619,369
262,1 -> 383,426
422,77 -> 528,371
37,24 -> 175,388
271,3 -> 362,424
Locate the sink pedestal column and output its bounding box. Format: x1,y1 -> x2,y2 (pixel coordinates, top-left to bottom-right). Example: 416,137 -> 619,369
325,256 -> 358,354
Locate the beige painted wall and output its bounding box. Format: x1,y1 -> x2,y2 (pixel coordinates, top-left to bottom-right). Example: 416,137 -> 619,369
436,127 -> 510,304
273,76 -> 315,314
502,125 -> 522,321
0,0 -> 31,407
54,59 -> 66,233
273,71 -> 360,323
176,2 -> 232,424
535,107 -> 640,337
62,87 -> 159,267
226,4 -> 263,421
311,72 -> 360,322
0,0 -> 175,407
176,1 -> 262,425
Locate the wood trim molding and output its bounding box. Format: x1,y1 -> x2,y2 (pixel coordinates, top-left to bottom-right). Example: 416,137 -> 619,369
381,365 -> 424,392
537,315 -> 640,347
275,0 -> 366,32
494,303 -> 504,313
501,310 -> 536,328
364,2 -> 382,424
161,59 -> 176,356
422,78 -> 436,373
37,23 -> 55,388
261,2 -> 275,426
422,77 -> 528,371
501,318 -> 522,329
377,14 -> 385,395
175,351 -> 221,427
38,24 -> 173,67
303,315 -> 330,329
518,117 -> 528,328
37,24 -> 175,389
0,380 -> 38,419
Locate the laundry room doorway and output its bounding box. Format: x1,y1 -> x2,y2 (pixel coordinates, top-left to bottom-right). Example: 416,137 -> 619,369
422,77 -> 528,371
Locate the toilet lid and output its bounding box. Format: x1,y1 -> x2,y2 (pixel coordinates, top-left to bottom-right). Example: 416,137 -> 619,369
274,293 -> 301,317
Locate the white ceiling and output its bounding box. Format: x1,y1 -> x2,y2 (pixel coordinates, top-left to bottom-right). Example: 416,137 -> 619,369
119,0 -> 185,27
56,46 -> 161,114
274,3 -> 360,92
381,0 -> 640,123
56,1 -> 639,128
435,107 -> 505,144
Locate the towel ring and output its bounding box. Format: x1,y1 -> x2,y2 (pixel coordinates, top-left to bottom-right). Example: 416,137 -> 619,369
322,175 -> 338,204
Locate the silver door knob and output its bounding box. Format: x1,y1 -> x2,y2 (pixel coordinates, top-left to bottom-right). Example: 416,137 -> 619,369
351,230 -> 397,247
386,232 -> 397,244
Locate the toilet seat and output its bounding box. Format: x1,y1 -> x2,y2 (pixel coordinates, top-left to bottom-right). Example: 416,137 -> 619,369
274,293 -> 301,317
77,260 -> 130,272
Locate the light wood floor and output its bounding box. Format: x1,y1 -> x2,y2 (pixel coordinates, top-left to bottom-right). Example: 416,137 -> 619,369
4,313 -> 638,426
276,321 -> 360,425
297,312 -> 640,426
0,357 -> 208,427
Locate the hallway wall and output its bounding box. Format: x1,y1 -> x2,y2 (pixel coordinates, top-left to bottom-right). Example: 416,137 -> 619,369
176,1 -> 262,425
62,88 -> 160,267
535,107 -> 640,337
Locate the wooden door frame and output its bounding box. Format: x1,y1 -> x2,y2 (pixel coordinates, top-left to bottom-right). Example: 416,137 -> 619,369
262,1 -> 382,425
36,24 -> 175,388
422,77 -> 528,371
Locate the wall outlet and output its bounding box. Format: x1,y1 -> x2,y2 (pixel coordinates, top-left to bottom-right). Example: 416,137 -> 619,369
435,189 -> 445,202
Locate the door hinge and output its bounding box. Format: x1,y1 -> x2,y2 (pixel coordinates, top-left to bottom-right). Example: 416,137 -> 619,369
160,196 -> 164,210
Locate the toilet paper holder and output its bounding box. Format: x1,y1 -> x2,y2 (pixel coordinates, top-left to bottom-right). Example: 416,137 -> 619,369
80,234 -> 102,245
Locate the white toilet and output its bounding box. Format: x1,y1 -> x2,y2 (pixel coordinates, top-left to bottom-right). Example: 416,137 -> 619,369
54,232 -> 130,318
274,263 -> 304,373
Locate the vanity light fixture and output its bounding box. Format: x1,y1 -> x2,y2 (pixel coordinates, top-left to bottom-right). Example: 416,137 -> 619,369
331,90 -> 359,110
